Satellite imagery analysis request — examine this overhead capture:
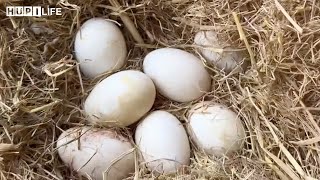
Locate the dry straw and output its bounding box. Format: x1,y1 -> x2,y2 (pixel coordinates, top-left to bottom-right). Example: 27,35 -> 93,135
0,0 -> 320,179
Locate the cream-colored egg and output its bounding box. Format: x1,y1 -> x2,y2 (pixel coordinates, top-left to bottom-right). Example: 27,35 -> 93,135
56,126 -> 135,180
194,31 -> 248,74
187,101 -> 246,157
74,18 -> 127,78
84,70 -> 156,127
143,48 -> 211,102
135,110 -> 190,174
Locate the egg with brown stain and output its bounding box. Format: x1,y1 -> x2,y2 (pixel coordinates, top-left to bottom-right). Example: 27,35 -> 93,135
84,70 -> 156,127
56,126 -> 135,180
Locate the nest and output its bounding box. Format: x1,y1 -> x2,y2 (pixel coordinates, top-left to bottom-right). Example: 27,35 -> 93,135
1,0 -> 320,179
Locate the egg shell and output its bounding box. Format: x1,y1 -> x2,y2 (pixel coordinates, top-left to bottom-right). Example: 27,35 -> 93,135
84,70 -> 156,127
194,31 -> 248,74
56,126 -> 135,180
135,110 -> 190,174
187,102 -> 246,157
143,48 -> 211,102
74,18 -> 127,78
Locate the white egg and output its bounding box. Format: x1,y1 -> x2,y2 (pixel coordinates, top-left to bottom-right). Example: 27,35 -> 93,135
56,126 -> 135,180
187,101 -> 246,157
143,48 -> 211,102
194,31 -> 248,74
135,110 -> 190,174
84,70 -> 156,127
74,18 -> 127,78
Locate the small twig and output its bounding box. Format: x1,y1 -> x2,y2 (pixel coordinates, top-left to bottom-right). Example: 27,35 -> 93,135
0,0 -> 22,3
263,149 -> 300,180
0,143 -> 20,153
274,0 -> 303,34
76,63 -> 85,95
42,37 -> 60,55
290,136 -> 320,146
105,1 -> 145,45
77,150 -> 98,171
265,156 -> 290,180
290,107 -> 320,111
28,100 -> 62,113
96,4 -> 118,11
133,148 -> 139,180
9,17 -> 18,29
293,91 -> 320,136
0,101 -> 11,111
103,148 -> 135,180
232,12 -> 256,70
172,17 -> 235,31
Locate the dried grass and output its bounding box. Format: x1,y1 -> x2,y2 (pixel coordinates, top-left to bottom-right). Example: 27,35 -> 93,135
1,0 -> 320,179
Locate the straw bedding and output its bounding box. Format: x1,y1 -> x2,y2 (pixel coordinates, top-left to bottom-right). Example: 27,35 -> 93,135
0,0 -> 320,179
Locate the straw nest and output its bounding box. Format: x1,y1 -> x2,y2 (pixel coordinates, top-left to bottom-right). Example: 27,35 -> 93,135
1,0 -> 320,179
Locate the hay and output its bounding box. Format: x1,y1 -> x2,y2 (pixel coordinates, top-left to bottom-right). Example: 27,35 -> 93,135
1,0 -> 320,179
